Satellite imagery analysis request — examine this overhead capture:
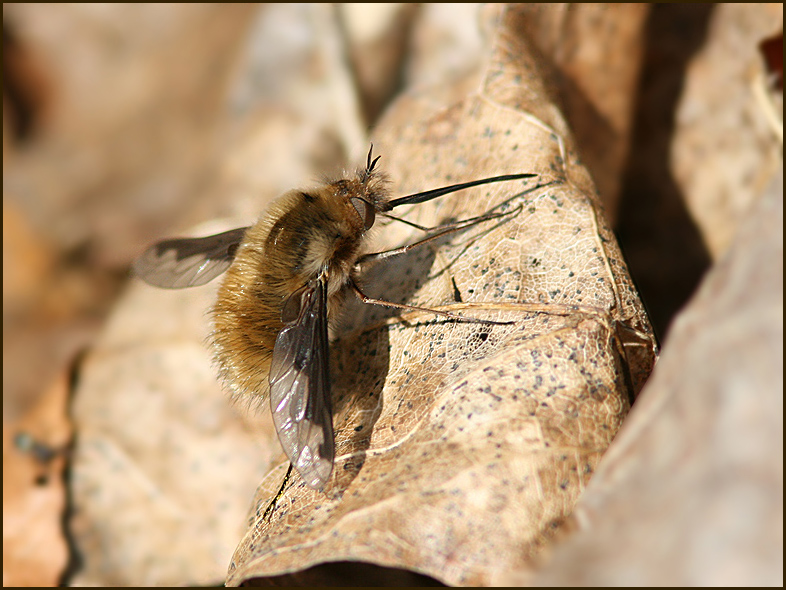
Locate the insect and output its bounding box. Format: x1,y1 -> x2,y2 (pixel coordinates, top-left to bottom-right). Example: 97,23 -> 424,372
134,147 -> 535,492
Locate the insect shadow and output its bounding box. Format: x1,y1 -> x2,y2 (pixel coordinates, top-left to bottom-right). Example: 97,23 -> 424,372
322,186 -> 535,495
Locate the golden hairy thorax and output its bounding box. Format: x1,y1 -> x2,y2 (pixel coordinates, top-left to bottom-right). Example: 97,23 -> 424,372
211,170 -> 390,401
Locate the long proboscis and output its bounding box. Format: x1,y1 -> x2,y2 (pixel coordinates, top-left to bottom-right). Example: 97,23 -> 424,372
386,173 -> 536,209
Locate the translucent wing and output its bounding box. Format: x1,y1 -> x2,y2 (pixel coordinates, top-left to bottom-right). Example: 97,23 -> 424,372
132,227 -> 250,289
269,275 -> 334,490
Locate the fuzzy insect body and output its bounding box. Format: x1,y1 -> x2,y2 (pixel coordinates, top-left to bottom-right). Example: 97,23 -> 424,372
212,167 -> 389,488
133,148 -> 535,491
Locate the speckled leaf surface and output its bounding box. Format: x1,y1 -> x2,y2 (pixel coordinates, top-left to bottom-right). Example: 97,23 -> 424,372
228,7 -> 656,587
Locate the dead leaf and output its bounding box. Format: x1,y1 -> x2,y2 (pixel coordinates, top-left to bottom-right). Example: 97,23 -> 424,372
526,165 -> 783,586
405,3 -> 494,93
340,3 -> 419,126
2,197 -> 119,425
227,6 -> 656,586
2,199 -> 54,314
504,4 -> 650,223
2,4 -> 259,266
612,4 -> 717,339
671,3 -> 783,259
67,263 -> 275,587
3,370 -> 72,587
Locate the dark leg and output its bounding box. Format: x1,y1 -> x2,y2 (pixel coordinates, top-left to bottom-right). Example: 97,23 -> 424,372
359,204 -> 522,265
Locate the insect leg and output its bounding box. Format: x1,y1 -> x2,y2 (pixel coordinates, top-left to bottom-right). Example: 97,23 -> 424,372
262,463 -> 294,521
350,279 -> 512,326
378,202 -> 521,232
358,204 -> 522,266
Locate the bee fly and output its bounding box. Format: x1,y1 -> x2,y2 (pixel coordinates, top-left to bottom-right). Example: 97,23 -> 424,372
134,146 -> 535,492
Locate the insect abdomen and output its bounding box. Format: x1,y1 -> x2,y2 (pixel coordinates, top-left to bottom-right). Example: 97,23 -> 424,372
211,187 -> 363,402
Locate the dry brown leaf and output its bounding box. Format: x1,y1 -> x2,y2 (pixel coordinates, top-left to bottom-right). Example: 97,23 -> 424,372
227,6 -> 656,586
2,4 -> 258,265
671,3 -> 783,259
2,4 -> 259,434
3,199 -> 111,423
405,3 -> 492,93
340,3 -> 419,126
611,5 -> 718,339
526,165 -> 783,586
504,4 -> 650,222
2,199 -> 54,315
67,263 -> 276,587
348,2 -> 649,214
3,370 -> 72,587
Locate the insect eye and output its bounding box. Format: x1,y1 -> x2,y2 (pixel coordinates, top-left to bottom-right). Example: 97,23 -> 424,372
350,197 -> 376,231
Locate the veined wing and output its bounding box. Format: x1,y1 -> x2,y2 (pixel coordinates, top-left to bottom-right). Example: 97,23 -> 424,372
133,227 -> 250,288
269,274 -> 334,490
